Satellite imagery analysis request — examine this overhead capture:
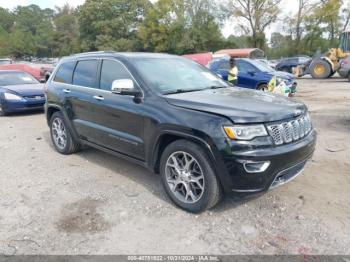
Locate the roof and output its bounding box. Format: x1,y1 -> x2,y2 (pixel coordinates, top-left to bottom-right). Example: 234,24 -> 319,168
214,48 -> 265,58
69,51 -> 178,59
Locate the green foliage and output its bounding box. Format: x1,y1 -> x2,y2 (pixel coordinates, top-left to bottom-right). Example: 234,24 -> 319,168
0,0 -> 348,59
138,0 -> 226,54
0,7 -> 14,32
53,4 -> 81,56
78,0 -> 151,52
267,33 -> 294,58
225,0 -> 282,49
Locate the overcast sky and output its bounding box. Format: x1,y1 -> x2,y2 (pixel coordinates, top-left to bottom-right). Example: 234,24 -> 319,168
0,0 -> 326,39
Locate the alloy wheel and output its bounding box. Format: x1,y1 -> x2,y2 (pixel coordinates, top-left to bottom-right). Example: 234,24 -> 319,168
165,151 -> 205,204
51,117 -> 68,150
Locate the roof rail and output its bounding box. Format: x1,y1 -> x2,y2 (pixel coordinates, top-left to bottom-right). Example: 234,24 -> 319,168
70,51 -> 117,56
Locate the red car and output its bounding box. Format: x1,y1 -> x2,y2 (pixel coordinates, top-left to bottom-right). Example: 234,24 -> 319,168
0,63 -> 54,82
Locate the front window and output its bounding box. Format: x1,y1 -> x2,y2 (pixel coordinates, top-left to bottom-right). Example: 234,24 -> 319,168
132,58 -> 229,94
238,61 -> 257,73
100,60 -> 135,91
0,71 -> 38,86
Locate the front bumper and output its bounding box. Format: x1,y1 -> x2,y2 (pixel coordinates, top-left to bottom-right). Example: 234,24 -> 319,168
1,99 -> 45,113
215,130 -> 316,196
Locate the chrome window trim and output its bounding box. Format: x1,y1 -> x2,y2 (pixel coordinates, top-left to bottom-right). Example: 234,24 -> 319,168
51,57 -> 144,97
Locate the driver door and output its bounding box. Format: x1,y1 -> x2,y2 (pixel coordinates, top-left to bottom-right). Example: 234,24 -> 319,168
237,61 -> 258,89
91,59 -> 145,160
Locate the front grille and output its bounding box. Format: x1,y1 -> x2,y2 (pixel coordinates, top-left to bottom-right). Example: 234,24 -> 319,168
267,114 -> 312,145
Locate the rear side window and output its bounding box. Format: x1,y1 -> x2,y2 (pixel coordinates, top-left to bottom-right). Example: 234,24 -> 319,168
73,60 -> 98,88
100,60 -> 134,90
53,62 -> 76,84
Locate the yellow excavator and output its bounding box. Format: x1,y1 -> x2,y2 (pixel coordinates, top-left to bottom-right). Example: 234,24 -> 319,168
308,30 -> 350,79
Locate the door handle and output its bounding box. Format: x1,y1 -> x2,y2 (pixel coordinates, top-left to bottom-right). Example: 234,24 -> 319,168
63,89 -> 71,93
93,95 -> 104,101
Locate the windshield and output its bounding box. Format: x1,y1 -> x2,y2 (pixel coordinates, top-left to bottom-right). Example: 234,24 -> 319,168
0,71 -> 38,86
132,57 -> 229,94
251,60 -> 275,72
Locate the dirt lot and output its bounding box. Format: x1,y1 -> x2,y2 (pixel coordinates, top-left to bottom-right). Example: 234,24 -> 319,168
0,77 -> 349,255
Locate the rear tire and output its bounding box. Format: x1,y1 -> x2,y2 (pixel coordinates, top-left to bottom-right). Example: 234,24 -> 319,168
160,139 -> 222,213
50,111 -> 80,155
310,60 -> 332,79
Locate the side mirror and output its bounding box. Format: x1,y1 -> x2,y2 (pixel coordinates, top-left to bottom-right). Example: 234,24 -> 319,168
111,79 -> 140,96
248,70 -> 256,75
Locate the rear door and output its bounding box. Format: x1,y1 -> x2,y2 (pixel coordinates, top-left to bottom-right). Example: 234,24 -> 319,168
50,61 -> 76,105
67,59 -> 103,142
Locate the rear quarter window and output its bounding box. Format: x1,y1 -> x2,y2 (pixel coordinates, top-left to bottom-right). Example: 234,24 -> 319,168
53,61 -> 76,84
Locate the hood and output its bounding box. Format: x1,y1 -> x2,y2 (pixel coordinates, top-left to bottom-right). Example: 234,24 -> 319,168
1,84 -> 45,96
166,87 -> 306,124
271,71 -> 295,79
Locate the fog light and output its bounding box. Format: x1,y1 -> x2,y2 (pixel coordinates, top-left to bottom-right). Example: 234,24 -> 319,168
243,161 -> 270,173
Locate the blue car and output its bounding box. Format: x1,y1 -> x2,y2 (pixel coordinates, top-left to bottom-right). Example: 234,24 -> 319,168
209,57 -> 297,93
0,70 -> 45,116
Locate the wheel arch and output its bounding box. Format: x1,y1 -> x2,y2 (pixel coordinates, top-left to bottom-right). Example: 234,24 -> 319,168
256,81 -> 268,90
46,103 -> 80,142
46,104 -> 61,125
151,131 -> 217,175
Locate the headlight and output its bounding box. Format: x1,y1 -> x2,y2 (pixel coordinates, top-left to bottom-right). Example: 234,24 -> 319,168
4,93 -> 24,101
276,77 -> 287,84
223,125 -> 268,140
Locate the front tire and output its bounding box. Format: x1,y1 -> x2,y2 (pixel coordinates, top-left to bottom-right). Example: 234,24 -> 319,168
50,111 -> 80,154
160,140 -> 222,213
310,60 -> 332,79
257,83 -> 268,91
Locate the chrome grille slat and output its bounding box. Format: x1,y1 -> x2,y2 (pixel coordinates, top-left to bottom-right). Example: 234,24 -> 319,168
291,120 -> 300,140
267,114 -> 312,145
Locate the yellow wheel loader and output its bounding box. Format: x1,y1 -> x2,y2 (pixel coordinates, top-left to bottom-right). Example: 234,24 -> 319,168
308,30 -> 350,79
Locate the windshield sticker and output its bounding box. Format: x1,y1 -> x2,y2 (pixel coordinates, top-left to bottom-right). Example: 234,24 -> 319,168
22,77 -> 32,81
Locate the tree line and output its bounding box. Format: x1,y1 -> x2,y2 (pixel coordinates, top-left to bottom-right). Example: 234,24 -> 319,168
0,0 -> 349,59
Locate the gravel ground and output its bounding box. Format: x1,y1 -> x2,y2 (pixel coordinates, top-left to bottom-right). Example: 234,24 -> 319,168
0,77 -> 349,255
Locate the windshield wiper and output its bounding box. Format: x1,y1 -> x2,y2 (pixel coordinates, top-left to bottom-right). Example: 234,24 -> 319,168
164,88 -> 204,95
205,85 -> 228,90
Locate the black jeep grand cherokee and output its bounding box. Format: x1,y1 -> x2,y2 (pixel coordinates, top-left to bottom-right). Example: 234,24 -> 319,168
45,52 -> 316,213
